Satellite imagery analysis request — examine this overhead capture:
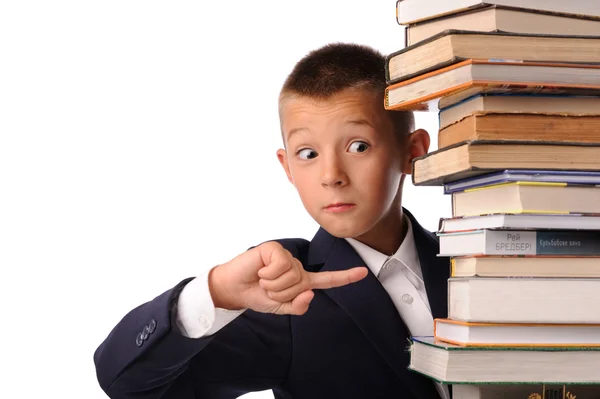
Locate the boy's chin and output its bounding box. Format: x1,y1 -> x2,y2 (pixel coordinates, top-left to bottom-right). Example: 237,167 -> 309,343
317,220 -> 370,239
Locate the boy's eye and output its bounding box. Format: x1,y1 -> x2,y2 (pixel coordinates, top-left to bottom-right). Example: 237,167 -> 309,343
297,148 -> 318,160
348,141 -> 369,153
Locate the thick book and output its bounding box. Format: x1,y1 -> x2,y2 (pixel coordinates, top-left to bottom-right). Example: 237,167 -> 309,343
439,94 -> 600,130
438,229 -> 600,256
434,319 -> 600,347
443,169 -> 600,194
440,214 -> 600,233
451,182 -> 600,217
396,0 -> 600,25
453,384 -> 600,399
451,256 -> 600,278
384,60 -> 600,112
438,114 -> 600,150
406,6 -> 600,46
448,277 -> 600,323
409,336 -> 600,384
386,30 -> 600,84
412,141 -> 600,186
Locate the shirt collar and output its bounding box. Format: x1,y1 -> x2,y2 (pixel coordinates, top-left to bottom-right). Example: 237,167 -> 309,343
345,215 -> 421,278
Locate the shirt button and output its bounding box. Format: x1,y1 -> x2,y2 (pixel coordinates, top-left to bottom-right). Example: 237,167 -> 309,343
199,315 -> 210,330
402,294 -> 414,304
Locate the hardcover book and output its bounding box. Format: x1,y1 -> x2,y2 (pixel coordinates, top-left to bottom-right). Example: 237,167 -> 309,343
409,336 -> 600,383
384,60 -> 600,112
386,30 -> 600,84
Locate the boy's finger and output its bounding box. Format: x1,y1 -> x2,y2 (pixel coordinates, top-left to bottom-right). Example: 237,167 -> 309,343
258,258 -> 293,280
267,282 -> 308,303
275,290 -> 314,315
308,267 -> 368,290
259,269 -> 302,292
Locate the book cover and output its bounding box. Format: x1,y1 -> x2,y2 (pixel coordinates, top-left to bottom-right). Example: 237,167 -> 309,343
438,229 -> 600,256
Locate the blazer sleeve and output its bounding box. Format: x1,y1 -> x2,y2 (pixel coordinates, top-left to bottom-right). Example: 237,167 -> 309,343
93,277 -> 292,399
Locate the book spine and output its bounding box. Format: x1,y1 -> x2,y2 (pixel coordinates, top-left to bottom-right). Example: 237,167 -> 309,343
486,230 -> 600,255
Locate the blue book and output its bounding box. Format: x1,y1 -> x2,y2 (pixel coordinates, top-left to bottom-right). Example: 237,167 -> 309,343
444,170 -> 600,194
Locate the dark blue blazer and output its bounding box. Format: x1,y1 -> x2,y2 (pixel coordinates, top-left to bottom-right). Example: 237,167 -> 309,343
94,209 -> 450,399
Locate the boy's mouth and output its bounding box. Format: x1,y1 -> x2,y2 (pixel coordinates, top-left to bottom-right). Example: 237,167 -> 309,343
323,203 -> 356,213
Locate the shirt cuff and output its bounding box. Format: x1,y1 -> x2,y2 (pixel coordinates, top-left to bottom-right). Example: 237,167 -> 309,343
175,267 -> 245,339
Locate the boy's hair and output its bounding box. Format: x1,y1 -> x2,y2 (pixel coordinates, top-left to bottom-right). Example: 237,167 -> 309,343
279,43 -> 414,138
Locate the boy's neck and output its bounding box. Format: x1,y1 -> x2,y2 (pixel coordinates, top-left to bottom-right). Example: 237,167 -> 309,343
353,208 -> 407,256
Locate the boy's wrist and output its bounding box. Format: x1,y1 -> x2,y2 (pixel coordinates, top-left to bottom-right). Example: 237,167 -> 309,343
208,264 -> 243,311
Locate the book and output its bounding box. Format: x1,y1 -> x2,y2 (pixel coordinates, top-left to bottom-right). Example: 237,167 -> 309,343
439,114 -> 600,149
412,141 -> 600,186
406,6 -> 600,46
440,94 -> 600,131
451,256 -> 600,278
409,336 -> 600,384
384,60 -> 600,112
434,319 -> 600,347
438,213 -> 600,233
396,0 -> 600,25
439,214 -> 600,233
438,229 -> 600,256
451,182 -> 600,217
448,278 -> 600,323
443,169 -> 600,194
452,384 -> 600,399
386,30 -> 600,84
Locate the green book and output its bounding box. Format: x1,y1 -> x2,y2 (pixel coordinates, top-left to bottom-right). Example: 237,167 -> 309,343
409,337 -> 600,384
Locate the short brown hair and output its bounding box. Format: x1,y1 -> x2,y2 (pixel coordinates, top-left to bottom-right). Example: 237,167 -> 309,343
280,43 -> 414,137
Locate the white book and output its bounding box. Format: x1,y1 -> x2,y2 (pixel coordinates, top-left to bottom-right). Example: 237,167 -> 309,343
434,318 -> 600,346
438,229 -> 600,257
451,256 -> 600,278
439,214 -> 600,233
396,0 -> 600,25
449,277 -> 600,323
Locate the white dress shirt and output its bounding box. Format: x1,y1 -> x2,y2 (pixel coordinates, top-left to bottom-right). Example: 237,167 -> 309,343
176,215 -> 449,399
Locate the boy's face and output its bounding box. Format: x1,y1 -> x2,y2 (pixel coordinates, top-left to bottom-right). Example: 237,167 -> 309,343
277,88 -> 429,242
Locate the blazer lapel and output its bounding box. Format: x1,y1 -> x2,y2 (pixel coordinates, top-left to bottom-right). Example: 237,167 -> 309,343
308,223 -> 441,399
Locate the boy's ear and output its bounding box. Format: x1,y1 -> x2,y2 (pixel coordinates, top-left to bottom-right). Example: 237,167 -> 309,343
402,129 -> 430,175
276,149 -> 295,185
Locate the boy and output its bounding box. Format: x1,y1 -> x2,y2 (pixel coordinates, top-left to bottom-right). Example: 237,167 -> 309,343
94,43 -> 450,399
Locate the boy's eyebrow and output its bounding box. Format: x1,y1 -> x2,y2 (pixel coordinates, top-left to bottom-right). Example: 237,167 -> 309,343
287,127 -> 310,140
286,119 -> 373,140
346,119 -> 374,128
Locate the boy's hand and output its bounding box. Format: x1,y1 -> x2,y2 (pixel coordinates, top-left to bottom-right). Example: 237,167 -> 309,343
209,241 -> 368,316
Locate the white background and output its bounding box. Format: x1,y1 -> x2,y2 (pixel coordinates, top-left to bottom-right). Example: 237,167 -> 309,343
0,1 -> 447,398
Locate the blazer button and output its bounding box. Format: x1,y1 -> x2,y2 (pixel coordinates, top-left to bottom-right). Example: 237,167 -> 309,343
141,325 -> 151,340
148,319 -> 157,334
135,332 -> 144,347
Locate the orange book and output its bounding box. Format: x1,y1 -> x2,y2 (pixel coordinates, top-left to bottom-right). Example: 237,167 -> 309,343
434,318 -> 600,347
384,59 -> 600,112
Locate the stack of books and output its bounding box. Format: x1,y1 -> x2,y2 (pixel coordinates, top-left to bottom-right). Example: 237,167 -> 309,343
388,1 -> 600,398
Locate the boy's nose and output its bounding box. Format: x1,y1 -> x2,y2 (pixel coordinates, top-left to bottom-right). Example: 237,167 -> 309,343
321,158 -> 348,188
